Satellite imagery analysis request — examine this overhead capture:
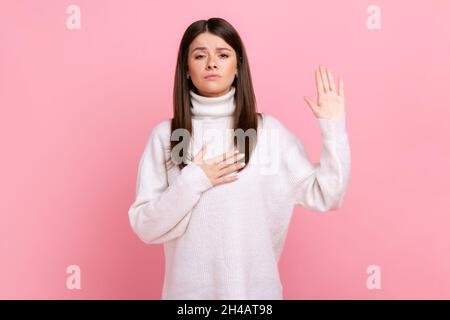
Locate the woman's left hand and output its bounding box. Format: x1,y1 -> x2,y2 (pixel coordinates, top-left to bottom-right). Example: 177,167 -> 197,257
303,66 -> 346,120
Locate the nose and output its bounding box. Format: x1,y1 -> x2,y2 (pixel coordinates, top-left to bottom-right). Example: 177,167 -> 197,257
206,57 -> 218,70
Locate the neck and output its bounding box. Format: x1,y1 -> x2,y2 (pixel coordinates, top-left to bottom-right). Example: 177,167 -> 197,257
190,86 -> 236,120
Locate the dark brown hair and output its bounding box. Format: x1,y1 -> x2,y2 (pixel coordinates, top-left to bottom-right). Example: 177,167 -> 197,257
167,17 -> 261,171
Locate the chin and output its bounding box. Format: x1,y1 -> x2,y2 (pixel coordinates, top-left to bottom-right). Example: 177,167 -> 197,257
201,83 -> 225,90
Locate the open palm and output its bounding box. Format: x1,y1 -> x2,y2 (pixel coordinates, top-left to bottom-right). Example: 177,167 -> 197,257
304,66 -> 345,120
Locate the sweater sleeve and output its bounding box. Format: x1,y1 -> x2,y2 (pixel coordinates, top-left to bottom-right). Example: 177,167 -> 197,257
128,123 -> 213,244
283,116 -> 351,212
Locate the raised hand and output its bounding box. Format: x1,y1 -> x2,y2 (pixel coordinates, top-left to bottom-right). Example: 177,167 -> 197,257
192,145 -> 245,186
303,66 -> 346,120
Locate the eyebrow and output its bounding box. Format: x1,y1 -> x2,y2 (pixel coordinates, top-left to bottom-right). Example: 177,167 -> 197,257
191,47 -> 232,53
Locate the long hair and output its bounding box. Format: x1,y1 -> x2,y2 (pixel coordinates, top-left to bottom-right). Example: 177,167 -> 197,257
167,17 -> 261,171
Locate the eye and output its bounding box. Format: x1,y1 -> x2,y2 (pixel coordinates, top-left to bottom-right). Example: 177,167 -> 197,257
194,54 -> 230,60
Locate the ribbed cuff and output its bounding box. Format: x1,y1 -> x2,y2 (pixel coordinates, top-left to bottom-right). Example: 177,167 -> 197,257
317,115 -> 347,140
179,162 -> 214,194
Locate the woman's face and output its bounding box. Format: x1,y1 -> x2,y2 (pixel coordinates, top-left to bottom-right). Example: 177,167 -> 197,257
187,32 -> 238,97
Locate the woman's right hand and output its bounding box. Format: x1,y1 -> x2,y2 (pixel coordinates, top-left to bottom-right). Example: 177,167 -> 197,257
192,145 -> 245,186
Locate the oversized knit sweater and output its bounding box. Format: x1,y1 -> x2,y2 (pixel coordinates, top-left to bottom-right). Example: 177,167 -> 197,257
128,85 -> 351,300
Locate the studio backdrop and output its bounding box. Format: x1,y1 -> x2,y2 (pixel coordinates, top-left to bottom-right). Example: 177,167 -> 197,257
1,0 -> 449,299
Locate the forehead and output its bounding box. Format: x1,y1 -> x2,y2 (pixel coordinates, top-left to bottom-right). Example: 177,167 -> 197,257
189,33 -> 233,52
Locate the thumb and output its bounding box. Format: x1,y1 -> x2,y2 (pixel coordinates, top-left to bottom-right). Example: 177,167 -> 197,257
303,96 -> 318,114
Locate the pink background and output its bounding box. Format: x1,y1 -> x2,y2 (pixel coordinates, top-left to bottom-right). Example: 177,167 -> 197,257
1,0 -> 449,299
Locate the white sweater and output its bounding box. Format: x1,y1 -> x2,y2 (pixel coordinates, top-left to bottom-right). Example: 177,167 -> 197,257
128,86 -> 351,299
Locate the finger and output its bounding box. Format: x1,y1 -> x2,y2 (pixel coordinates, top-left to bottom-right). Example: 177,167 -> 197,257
218,157 -> 245,174
217,152 -> 245,169
207,148 -> 239,165
315,69 -> 324,97
319,66 -> 328,93
338,74 -> 345,98
326,68 -> 336,92
215,174 -> 239,185
303,96 -> 318,113
219,149 -> 243,166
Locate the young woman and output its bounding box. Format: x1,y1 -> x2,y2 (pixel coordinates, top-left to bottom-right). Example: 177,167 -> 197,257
128,17 -> 351,300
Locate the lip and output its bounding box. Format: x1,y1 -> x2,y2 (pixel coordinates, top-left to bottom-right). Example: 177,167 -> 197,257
204,74 -> 221,80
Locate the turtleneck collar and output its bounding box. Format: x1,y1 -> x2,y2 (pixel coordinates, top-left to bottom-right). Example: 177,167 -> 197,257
190,86 -> 236,120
